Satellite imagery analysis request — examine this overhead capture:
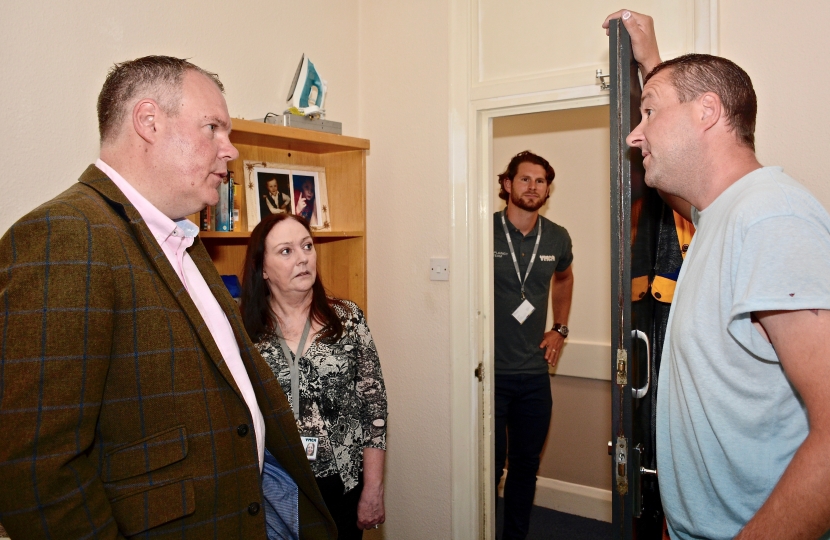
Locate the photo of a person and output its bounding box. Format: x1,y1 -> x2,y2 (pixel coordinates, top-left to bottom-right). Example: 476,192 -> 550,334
293,174 -> 318,227
245,163 -> 329,232
258,172 -> 291,219
301,436 -> 318,460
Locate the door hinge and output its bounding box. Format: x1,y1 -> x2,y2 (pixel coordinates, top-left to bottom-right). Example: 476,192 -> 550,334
474,362 -> 484,382
616,348 -> 628,385
615,436 -> 628,495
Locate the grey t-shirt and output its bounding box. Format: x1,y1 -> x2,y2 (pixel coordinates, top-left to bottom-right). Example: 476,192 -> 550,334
493,210 -> 573,375
657,167 -> 830,539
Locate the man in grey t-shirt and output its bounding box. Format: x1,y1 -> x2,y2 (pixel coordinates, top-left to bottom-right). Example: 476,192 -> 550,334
603,10 -> 830,539
493,151 -> 573,540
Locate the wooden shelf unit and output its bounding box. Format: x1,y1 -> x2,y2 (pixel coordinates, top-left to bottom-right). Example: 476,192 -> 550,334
195,119 -> 369,312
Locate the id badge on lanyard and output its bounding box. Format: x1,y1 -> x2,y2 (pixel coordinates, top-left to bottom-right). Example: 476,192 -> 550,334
277,319 -> 319,461
501,209 -> 541,325
512,299 -> 535,324
301,436 -> 319,461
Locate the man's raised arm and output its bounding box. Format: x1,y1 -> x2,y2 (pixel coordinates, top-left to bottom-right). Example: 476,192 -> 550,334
602,9 -> 662,78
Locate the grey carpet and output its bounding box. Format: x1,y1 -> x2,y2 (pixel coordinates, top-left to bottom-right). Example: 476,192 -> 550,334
496,498 -> 613,539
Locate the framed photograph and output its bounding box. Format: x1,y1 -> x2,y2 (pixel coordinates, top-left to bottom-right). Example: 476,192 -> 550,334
292,173 -> 323,228
244,161 -> 330,231
247,166 -> 292,221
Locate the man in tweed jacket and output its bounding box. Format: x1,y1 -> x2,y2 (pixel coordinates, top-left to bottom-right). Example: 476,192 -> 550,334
0,57 -> 336,539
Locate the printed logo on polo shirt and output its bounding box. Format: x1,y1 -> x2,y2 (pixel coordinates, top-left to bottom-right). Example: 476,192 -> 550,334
539,255 -> 556,262
494,251 -> 509,258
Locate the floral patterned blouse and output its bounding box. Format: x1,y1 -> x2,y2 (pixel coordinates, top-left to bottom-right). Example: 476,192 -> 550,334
256,300 -> 388,493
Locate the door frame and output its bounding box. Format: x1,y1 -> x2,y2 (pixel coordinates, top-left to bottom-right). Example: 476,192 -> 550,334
447,2 -> 718,539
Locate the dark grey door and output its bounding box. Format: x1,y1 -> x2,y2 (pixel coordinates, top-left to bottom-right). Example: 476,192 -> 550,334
609,19 -> 667,540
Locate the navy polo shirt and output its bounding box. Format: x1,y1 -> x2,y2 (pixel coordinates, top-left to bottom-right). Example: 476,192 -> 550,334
494,210 -> 573,375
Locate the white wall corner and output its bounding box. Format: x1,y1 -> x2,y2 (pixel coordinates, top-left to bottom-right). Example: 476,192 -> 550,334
449,0 -> 481,538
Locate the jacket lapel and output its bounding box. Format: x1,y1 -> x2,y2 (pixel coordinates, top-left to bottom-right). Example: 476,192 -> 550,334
81,165 -> 329,521
78,165 -> 244,400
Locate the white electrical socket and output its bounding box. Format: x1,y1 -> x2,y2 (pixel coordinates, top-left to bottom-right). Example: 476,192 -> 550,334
430,257 -> 449,281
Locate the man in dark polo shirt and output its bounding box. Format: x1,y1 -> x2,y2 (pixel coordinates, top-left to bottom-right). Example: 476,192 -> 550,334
493,150 -> 574,540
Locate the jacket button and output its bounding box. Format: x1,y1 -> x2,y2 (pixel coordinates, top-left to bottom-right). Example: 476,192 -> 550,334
237,424 -> 249,437
248,502 -> 260,515
654,292 -> 662,299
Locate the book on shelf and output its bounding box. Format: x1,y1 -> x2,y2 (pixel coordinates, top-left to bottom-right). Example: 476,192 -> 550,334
232,173 -> 241,228
215,176 -> 231,231
201,171 -> 236,232
200,205 -> 212,231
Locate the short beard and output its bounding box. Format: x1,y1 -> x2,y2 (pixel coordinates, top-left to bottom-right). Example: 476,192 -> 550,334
510,190 -> 546,212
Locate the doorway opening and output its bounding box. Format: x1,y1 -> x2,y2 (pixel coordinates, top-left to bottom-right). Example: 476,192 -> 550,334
486,105 -> 614,537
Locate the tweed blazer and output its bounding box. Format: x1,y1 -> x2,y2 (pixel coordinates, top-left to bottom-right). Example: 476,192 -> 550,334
0,165 -> 336,539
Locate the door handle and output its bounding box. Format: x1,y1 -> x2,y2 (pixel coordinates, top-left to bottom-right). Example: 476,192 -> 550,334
631,330 -> 651,399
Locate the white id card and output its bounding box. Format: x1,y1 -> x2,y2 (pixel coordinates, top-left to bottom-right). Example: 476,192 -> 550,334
301,436 -> 319,461
512,299 -> 535,324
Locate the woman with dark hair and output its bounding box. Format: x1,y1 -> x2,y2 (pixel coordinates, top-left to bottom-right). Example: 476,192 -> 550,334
240,213 -> 387,539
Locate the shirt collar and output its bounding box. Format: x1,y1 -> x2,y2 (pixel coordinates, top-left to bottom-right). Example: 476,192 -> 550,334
96,158 -> 199,244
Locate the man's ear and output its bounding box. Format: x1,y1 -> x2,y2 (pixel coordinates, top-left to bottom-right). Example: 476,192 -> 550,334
133,99 -> 160,144
503,178 -> 513,195
698,92 -> 722,132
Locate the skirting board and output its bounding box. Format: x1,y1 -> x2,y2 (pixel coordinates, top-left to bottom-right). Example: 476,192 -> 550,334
498,474 -> 612,523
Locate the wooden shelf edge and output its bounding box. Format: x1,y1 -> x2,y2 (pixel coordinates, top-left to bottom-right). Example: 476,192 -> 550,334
200,230 -> 364,239
313,230 -> 365,238
231,118 -> 370,152
199,231 -> 251,239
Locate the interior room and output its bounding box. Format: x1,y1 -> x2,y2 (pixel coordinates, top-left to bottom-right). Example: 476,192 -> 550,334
2,1 -> 830,539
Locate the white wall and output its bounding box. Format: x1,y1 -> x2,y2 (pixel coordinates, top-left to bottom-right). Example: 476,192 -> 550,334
719,0 -> 830,207
359,2 -> 453,538
0,0 -> 360,233
470,0 -> 693,100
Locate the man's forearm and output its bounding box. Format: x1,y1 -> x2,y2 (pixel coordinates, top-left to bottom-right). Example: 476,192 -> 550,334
736,429 -> 830,539
552,269 -> 574,326
742,309 -> 830,538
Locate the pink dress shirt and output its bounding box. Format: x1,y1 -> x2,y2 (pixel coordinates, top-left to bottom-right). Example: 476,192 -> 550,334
96,159 -> 265,470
